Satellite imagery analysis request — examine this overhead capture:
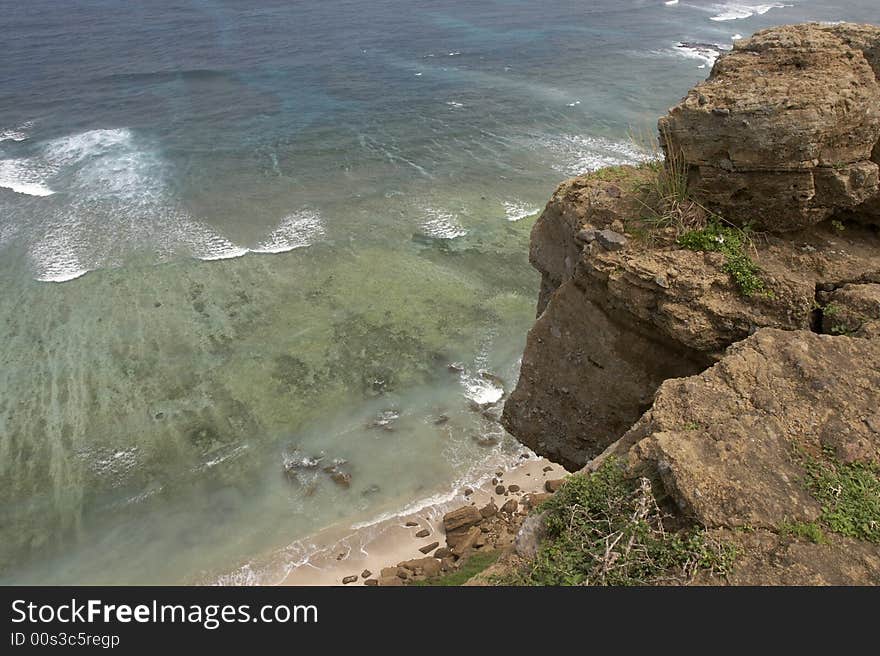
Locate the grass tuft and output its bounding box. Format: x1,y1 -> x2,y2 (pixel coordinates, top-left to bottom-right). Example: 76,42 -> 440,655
677,221 -> 769,297
410,551 -> 501,586
779,520 -> 827,544
805,458 -> 880,544
499,459 -> 736,585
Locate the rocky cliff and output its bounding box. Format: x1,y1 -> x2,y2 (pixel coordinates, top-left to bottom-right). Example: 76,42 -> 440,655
503,23 -> 880,470
498,23 -> 880,584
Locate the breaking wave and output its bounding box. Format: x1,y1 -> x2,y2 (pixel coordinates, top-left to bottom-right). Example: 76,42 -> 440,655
0,127 -> 325,282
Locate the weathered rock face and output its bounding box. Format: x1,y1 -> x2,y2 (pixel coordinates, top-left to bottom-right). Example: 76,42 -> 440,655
603,329 -> 879,522
659,23 -> 880,231
581,329 -> 880,584
501,22 -> 880,586
818,282 -> 880,338
503,161 -> 880,468
695,529 -> 880,586
503,23 -> 880,470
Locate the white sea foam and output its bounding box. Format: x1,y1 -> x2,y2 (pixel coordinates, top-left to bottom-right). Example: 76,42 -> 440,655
28,221 -> 91,283
674,42 -> 728,68
709,3 -> 790,21
251,211 -> 325,254
0,121 -> 33,143
195,444 -> 250,473
182,223 -> 250,261
419,208 -> 467,239
463,376 -> 503,406
5,127 -> 325,282
541,134 -> 651,176
0,159 -> 55,196
43,128 -> 134,166
664,0 -> 679,5
503,200 -> 539,222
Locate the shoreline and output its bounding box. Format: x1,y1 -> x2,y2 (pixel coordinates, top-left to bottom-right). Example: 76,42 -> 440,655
279,454 -> 566,586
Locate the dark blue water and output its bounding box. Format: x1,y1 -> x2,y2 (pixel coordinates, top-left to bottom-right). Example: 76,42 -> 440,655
1,0 -> 877,584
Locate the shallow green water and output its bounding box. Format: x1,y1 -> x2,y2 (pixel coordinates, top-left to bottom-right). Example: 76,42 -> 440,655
0,187 -> 540,584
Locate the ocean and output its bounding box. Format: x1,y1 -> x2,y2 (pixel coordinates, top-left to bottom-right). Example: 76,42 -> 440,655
1,0 -> 877,584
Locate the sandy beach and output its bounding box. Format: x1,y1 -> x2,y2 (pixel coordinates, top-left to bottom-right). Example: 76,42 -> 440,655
281,455 -> 566,586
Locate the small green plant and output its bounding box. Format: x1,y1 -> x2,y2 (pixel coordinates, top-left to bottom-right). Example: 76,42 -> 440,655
831,219 -> 846,233
502,459 -> 736,585
410,550 -> 501,586
626,126 -> 706,235
678,221 -> 769,297
805,458 -> 880,544
779,520 -> 827,544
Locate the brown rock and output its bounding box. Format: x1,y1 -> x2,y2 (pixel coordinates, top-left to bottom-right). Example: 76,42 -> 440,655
364,578 -> 378,586
821,283 -> 880,338
342,575 -> 358,585
500,499 -> 519,514
660,24 -> 880,231
502,151 -> 880,468
414,529 -> 430,538
545,478 -> 565,493
330,471 -> 351,488
378,576 -> 403,587
399,557 -> 442,577
404,521 -> 418,527
508,484 -> 520,493
444,505 -> 484,549
361,569 -> 371,579
419,541 -> 440,555
495,484 -> 506,495
594,329 -> 880,531
479,501 -> 497,518
442,506 -> 482,533
379,567 -> 400,579
451,526 -> 482,557
523,492 -> 553,509
434,547 -> 452,559
499,24 -> 880,587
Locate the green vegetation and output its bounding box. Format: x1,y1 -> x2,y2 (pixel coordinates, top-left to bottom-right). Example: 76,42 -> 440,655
500,459 -> 736,586
410,550 -> 501,586
678,222 -> 769,297
805,458 -> 880,544
831,219 -> 846,233
780,520 -> 827,544
820,301 -> 872,336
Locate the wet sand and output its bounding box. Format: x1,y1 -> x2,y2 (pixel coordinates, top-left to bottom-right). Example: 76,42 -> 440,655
281,455 -> 566,586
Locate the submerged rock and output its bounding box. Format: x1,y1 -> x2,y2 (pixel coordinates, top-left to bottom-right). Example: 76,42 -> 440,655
367,409 -> 400,432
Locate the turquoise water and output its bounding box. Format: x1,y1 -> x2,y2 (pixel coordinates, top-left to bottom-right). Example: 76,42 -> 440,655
1,0 -> 877,584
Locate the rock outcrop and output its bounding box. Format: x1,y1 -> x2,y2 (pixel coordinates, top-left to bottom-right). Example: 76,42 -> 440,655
660,23 -> 880,231
503,23 -> 880,470
584,328 -> 880,584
